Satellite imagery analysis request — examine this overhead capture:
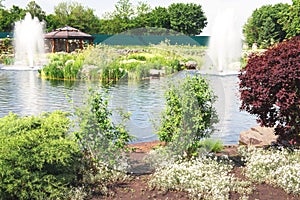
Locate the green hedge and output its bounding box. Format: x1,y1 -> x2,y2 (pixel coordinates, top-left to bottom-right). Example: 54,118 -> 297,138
0,111 -> 83,199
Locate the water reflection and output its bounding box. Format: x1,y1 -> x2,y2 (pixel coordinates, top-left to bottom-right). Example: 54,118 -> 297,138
0,70 -> 257,144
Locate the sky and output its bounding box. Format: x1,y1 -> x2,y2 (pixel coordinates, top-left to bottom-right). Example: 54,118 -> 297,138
3,0 -> 292,35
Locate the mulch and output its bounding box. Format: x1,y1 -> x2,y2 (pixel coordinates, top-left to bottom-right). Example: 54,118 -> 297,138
98,141 -> 299,200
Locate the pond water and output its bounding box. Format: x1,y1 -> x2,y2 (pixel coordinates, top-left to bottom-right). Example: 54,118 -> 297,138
0,70 -> 257,144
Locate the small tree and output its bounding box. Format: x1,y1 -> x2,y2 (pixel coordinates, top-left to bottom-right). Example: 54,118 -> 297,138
75,88 -> 133,170
239,36 -> 300,145
157,75 -> 218,157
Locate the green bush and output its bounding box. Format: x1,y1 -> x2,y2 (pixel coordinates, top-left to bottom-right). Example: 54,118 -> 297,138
75,88 -> 133,170
157,75 -> 218,157
127,54 -> 147,61
0,111 -> 83,199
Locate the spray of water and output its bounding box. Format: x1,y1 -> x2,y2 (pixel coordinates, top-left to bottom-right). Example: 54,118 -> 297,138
13,13 -> 45,67
207,8 -> 242,73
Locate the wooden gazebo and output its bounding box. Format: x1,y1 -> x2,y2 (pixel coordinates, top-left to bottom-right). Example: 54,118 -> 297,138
44,26 -> 94,53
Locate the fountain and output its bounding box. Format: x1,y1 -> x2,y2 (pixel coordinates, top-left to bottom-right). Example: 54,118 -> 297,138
206,8 -> 242,74
200,8 -> 256,142
13,13 -> 45,69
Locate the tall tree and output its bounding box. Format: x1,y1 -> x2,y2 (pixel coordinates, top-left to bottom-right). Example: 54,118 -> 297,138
53,1 -> 70,26
278,0 -> 300,38
107,0 -> 135,33
243,3 -> 290,48
168,3 -> 207,35
0,6 -> 26,32
53,1 -> 101,34
132,1 -> 152,28
148,6 -> 170,29
25,1 -> 46,22
45,14 -> 59,32
0,8 -> 11,32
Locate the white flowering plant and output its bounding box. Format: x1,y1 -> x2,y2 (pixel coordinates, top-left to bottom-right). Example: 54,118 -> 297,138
239,146 -> 300,195
147,147 -> 252,200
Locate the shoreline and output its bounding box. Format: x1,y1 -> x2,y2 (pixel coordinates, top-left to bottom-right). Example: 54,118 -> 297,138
128,140 -> 239,154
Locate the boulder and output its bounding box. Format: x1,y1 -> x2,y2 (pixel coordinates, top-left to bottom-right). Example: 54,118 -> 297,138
239,126 -> 278,147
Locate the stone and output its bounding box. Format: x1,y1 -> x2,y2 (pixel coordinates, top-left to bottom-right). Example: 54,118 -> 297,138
149,69 -> 165,77
239,126 -> 278,147
185,60 -> 197,69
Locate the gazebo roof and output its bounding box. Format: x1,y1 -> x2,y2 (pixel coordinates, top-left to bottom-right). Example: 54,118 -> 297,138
44,26 -> 93,40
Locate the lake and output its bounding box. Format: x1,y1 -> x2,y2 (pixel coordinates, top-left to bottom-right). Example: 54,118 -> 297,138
0,69 -> 257,144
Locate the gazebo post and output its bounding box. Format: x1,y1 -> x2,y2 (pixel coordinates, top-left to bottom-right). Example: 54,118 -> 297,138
51,39 -> 56,53
66,39 -> 69,53
79,39 -> 83,50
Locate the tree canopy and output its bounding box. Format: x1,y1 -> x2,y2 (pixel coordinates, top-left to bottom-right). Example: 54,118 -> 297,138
52,1 -> 101,34
243,3 -> 289,48
0,0 -> 208,36
278,0 -> 300,38
244,1 -> 300,48
26,1 -> 46,22
168,3 -> 207,35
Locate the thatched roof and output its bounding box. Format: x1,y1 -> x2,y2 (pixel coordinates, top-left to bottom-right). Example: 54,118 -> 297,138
44,26 -> 93,40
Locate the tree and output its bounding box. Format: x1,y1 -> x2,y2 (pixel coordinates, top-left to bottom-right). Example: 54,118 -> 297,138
157,75 -> 218,157
239,36 -> 300,145
168,3 -> 207,35
25,1 -> 46,22
45,14 -> 59,32
53,1 -> 101,34
132,1 -> 152,28
101,0 -> 135,33
243,3 -> 290,48
0,9 -> 12,32
0,6 -> 26,32
10,5 -> 26,22
278,0 -> 300,38
148,6 -> 171,29
53,1 -> 70,26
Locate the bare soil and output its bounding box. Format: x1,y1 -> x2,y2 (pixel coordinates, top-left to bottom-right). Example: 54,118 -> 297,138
98,141 -> 299,200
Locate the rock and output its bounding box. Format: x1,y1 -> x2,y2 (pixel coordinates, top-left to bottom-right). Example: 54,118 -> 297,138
149,69 -> 165,77
239,126 -> 278,147
185,61 -> 197,69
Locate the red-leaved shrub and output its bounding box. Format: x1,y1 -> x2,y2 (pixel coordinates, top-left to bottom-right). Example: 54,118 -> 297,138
239,36 -> 300,145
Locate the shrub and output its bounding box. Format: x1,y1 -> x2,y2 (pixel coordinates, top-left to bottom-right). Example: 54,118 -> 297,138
0,111 -> 83,199
239,36 -> 300,145
74,88 -> 133,171
157,75 -> 218,157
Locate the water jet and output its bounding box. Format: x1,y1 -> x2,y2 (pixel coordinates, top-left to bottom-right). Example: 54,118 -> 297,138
13,13 -> 45,69
206,8 -> 242,74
